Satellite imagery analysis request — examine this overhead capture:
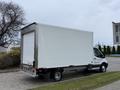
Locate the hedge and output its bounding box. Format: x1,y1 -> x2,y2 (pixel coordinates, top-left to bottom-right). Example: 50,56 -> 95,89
0,47 -> 20,69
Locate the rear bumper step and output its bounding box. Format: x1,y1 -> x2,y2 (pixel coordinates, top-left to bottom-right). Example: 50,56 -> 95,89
21,64 -> 37,76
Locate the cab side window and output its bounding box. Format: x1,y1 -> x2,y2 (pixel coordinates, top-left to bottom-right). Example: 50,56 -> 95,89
94,48 -> 104,58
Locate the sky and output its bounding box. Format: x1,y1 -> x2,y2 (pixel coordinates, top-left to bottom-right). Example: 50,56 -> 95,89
3,0 -> 120,45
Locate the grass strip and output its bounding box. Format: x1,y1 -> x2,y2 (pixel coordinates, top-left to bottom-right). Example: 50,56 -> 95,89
31,72 -> 120,90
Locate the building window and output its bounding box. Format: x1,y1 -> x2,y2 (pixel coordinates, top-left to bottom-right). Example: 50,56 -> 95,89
116,25 -> 118,32
116,36 -> 119,42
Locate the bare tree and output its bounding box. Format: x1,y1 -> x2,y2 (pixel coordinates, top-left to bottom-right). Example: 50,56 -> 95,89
0,1 -> 24,47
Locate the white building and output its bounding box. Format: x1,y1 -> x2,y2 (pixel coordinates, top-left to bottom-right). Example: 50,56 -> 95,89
113,22 -> 120,45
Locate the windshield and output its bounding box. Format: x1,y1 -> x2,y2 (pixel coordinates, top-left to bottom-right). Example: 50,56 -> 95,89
93,48 -> 105,58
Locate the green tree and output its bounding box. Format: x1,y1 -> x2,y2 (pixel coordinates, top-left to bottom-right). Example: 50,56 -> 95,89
106,46 -> 111,55
112,46 -> 116,54
103,45 -> 107,55
98,44 -> 102,53
117,45 -> 120,54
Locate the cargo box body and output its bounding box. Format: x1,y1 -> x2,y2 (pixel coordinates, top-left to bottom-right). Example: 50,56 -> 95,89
21,23 -> 93,69
37,24 -> 93,68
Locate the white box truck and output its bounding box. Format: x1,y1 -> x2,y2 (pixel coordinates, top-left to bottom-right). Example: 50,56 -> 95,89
21,22 -> 108,81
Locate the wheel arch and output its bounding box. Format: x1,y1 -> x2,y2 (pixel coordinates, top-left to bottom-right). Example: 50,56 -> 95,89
101,62 -> 108,68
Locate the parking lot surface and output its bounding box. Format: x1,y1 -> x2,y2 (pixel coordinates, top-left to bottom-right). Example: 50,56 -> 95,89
106,57 -> 120,71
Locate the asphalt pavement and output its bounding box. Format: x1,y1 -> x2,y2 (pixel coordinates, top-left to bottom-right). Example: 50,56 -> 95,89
95,57 -> 120,90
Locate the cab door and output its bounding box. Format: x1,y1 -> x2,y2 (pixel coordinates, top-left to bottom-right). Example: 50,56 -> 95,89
93,48 -> 105,65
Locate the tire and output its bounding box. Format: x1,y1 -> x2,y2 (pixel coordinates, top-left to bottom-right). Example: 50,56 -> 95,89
99,64 -> 107,72
51,71 -> 62,81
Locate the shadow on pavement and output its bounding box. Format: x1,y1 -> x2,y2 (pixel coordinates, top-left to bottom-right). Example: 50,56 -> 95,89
21,70 -> 100,84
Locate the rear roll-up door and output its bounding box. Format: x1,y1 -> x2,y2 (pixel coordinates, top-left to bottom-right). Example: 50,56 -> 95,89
23,32 -> 35,65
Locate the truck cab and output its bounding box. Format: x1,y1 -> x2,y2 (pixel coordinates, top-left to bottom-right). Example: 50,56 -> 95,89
90,48 -> 108,72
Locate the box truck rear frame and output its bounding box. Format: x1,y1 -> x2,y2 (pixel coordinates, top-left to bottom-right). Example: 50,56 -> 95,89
21,22 -> 108,81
